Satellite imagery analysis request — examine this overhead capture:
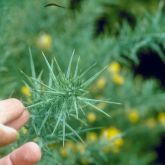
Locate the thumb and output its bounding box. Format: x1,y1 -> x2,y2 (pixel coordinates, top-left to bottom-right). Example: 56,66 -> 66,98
0,142 -> 42,165
0,124 -> 18,147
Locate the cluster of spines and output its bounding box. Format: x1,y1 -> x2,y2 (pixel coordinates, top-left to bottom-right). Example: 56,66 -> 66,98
24,49 -> 120,146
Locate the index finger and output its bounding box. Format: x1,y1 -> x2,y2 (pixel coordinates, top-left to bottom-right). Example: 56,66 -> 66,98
0,98 -> 25,124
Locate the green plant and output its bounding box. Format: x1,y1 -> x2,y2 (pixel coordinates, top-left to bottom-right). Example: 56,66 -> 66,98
1,1 -> 165,164
22,49 -> 119,150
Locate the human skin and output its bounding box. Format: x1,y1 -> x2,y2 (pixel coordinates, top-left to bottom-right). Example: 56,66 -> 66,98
0,98 -> 42,165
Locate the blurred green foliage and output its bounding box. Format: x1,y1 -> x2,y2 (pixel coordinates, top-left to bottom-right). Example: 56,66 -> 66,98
0,0 -> 165,164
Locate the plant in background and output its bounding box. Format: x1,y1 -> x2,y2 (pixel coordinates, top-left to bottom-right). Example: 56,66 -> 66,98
22,49 -> 119,150
1,1 -> 165,164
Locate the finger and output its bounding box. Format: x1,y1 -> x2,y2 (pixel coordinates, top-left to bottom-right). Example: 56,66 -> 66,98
0,98 -> 25,124
0,142 -> 42,165
7,110 -> 29,130
0,124 -> 18,147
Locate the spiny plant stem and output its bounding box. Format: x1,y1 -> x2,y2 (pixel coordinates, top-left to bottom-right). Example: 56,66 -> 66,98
23,50 -> 119,147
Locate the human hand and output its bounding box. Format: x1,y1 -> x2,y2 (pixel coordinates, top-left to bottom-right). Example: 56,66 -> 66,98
0,99 -> 41,165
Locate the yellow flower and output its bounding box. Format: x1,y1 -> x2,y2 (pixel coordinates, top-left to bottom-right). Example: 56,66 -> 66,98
108,62 -> 121,74
112,74 -> 124,85
108,62 -> 124,85
21,86 -> 31,97
87,112 -> 96,123
65,141 -> 76,152
37,33 -> 52,50
127,110 -> 139,123
59,147 -> 67,157
145,118 -> 157,128
102,127 -> 121,140
86,132 -> 97,142
95,77 -> 106,90
101,127 -> 124,152
158,112 -> 165,126
113,138 -> 124,148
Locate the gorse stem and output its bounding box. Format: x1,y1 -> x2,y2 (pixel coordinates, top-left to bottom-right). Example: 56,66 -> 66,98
24,50 -> 118,147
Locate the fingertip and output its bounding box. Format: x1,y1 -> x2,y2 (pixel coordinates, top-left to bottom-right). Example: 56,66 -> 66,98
9,98 -> 25,113
10,142 -> 42,164
0,98 -> 25,124
24,142 -> 42,162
